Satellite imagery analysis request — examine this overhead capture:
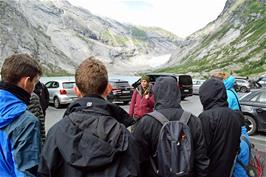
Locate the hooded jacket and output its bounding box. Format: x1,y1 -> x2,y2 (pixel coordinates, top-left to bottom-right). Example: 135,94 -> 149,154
223,76 -> 240,110
0,86 -> 40,177
133,77 -> 209,177
38,95 -> 139,177
129,84 -> 154,119
199,79 -> 241,177
224,77 -> 249,177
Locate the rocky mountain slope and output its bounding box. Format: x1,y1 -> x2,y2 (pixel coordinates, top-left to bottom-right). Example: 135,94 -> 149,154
0,0 -> 181,75
162,0 -> 266,77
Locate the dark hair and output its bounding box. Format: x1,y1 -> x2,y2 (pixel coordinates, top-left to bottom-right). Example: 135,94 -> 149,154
1,53 -> 42,84
75,56 -> 108,95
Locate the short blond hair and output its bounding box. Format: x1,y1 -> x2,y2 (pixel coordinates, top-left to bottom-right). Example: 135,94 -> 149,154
75,56 -> 108,95
211,71 -> 229,80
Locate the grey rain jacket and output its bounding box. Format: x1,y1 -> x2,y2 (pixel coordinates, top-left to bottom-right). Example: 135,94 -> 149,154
199,79 -> 241,177
38,95 -> 139,177
133,77 -> 209,177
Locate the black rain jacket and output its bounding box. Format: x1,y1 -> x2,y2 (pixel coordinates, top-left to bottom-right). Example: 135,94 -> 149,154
199,79 -> 241,177
133,77 -> 209,177
38,95 -> 139,177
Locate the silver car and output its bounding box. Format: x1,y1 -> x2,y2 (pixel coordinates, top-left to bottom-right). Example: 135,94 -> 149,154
193,79 -> 205,95
235,79 -> 251,93
45,80 -> 77,108
257,76 -> 266,87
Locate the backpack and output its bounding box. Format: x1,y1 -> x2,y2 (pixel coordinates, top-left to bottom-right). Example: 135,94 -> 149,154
147,110 -> 192,177
237,136 -> 264,177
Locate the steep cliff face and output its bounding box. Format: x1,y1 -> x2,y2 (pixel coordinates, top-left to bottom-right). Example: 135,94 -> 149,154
165,0 -> 266,77
0,0 -> 181,75
0,0 -> 77,75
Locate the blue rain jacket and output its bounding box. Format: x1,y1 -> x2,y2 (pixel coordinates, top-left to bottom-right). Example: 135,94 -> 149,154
224,76 -> 240,110
233,126 -> 250,177
0,90 -> 40,177
224,76 -> 250,176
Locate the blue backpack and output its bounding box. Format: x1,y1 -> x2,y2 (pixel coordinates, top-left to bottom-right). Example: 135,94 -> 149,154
147,110 -> 192,177
237,136 -> 264,177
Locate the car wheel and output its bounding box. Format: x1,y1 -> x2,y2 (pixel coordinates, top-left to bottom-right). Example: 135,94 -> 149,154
123,101 -> 130,105
240,86 -> 248,93
244,115 -> 257,135
54,97 -> 61,109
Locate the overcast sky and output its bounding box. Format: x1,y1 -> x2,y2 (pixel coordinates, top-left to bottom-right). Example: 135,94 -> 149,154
67,0 -> 227,38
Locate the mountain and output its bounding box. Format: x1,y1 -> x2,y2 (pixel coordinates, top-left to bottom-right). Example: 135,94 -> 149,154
0,0 -> 181,75
162,0 -> 266,77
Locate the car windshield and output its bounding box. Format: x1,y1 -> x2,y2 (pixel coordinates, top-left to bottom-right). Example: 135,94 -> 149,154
179,75 -> 192,85
62,82 -> 75,89
114,82 -> 130,87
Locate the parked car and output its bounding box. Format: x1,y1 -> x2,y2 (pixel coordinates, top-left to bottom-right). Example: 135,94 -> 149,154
45,80 -> 77,108
107,79 -> 133,104
132,73 -> 193,99
240,89 -> 266,135
192,79 -> 205,95
234,78 -> 251,93
257,76 -> 266,87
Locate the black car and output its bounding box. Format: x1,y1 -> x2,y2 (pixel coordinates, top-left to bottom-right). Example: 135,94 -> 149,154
240,89 -> 266,135
132,73 -> 193,99
107,79 -> 133,104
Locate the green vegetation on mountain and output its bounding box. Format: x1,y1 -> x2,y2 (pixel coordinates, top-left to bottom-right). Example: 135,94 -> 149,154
161,0 -> 266,77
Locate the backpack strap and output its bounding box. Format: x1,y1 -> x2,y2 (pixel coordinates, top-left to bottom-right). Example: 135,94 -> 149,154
180,111 -> 191,125
147,110 -> 169,125
228,89 -> 242,111
147,111 -> 168,175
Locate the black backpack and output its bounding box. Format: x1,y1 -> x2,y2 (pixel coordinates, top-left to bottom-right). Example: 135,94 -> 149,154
147,110 -> 192,177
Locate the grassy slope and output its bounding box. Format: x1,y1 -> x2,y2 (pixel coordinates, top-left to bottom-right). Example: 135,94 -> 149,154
159,0 -> 266,77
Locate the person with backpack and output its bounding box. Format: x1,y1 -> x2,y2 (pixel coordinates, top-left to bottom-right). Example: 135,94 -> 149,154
223,75 -> 251,177
38,57 -> 139,177
233,120 -> 250,177
198,78 -> 241,177
133,76 -> 209,177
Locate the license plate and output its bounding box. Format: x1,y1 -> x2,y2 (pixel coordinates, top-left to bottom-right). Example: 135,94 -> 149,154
122,90 -> 130,93
184,89 -> 189,92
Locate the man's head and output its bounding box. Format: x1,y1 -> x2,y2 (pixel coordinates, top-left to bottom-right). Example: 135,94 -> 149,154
140,75 -> 150,89
210,71 -> 229,80
75,56 -> 108,96
199,79 -> 228,110
1,54 -> 42,94
153,76 -> 181,110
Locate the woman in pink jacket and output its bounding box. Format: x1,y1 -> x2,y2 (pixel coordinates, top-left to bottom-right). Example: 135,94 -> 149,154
129,75 -> 154,131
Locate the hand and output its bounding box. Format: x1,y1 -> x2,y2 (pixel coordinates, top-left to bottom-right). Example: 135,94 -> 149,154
144,94 -> 149,99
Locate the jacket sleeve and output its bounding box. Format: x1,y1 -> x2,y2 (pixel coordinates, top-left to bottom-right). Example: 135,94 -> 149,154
133,116 -> 161,177
28,93 -> 46,144
10,113 -> 41,177
38,127 -> 61,177
42,84 -> 50,110
129,90 -> 137,116
132,117 -> 152,177
110,103 -> 135,127
147,94 -> 155,109
189,115 -> 209,177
